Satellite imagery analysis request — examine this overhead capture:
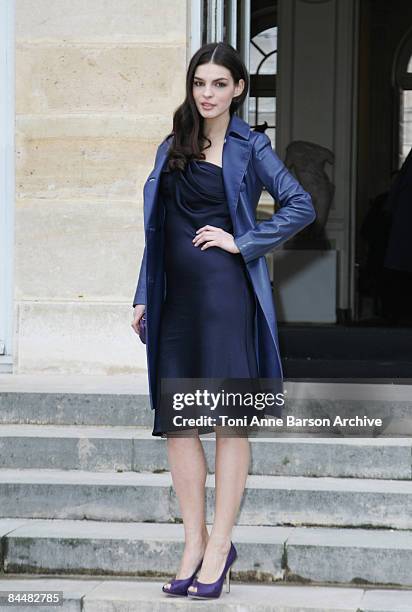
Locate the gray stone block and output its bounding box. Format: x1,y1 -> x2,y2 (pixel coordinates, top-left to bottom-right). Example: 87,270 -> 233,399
2,520 -> 412,587
1,470 -> 411,529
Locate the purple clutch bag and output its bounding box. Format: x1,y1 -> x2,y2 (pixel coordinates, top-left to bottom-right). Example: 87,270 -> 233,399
138,311 -> 147,344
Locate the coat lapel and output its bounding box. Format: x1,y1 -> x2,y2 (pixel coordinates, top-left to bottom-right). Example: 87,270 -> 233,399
222,130 -> 251,219
145,113 -> 252,227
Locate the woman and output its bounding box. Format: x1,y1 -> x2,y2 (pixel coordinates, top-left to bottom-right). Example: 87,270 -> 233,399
131,42 -> 316,600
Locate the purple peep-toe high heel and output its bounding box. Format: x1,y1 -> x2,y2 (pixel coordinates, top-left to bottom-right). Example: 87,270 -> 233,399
162,557 -> 203,597
187,541 -> 237,599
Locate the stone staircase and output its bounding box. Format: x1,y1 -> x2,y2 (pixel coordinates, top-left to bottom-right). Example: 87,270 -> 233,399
0,374 -> 411,611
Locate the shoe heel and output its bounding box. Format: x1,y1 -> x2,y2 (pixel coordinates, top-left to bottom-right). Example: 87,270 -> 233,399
226,567 -> 230,593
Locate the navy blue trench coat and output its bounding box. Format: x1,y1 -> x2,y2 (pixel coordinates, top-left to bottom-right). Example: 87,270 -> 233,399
132,113 -> 316,412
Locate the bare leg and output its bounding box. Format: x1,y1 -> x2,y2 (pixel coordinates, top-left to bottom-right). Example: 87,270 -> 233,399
163,432 -> 210,586
188,429 -> 250,592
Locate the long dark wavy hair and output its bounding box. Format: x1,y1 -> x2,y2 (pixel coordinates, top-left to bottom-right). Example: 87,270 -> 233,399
164,42 -> 249,172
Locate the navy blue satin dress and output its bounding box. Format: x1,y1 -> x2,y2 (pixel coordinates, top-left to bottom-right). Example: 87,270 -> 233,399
153,159 -> 258,436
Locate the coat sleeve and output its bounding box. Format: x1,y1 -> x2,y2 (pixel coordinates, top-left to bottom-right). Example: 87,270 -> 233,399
233,132 -> 316,264
131,138 -> 169,309
132,245 -> 147,307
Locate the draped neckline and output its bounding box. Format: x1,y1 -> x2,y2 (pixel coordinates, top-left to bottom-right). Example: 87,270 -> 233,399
193,159 -> 222,171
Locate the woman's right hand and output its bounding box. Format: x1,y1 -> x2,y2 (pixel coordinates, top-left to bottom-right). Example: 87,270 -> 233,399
131,304 -> 146,335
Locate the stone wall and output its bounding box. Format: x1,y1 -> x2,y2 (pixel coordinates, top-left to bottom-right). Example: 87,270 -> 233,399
14,0 -> 188,373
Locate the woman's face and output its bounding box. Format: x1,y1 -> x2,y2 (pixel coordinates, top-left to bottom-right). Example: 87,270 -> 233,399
192,62 -> 244,120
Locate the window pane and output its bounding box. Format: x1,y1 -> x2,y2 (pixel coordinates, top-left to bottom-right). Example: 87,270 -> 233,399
250,27 -> 277,73
407,54 -> 412,73
250,26 -> 277,145
400,90 -> 412,166
249,96 -> 276,145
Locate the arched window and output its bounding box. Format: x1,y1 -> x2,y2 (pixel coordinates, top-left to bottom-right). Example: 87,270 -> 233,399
249,25 -> 277,145
395,33 -> 412,167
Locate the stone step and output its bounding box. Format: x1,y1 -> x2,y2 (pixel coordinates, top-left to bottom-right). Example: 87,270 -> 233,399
1,518 -> 412,588
0,424 -> 410,479
0,391 -> 152,428
1,377 -> 411,436
1,469 -> 412,529
0,577 -> 411,612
